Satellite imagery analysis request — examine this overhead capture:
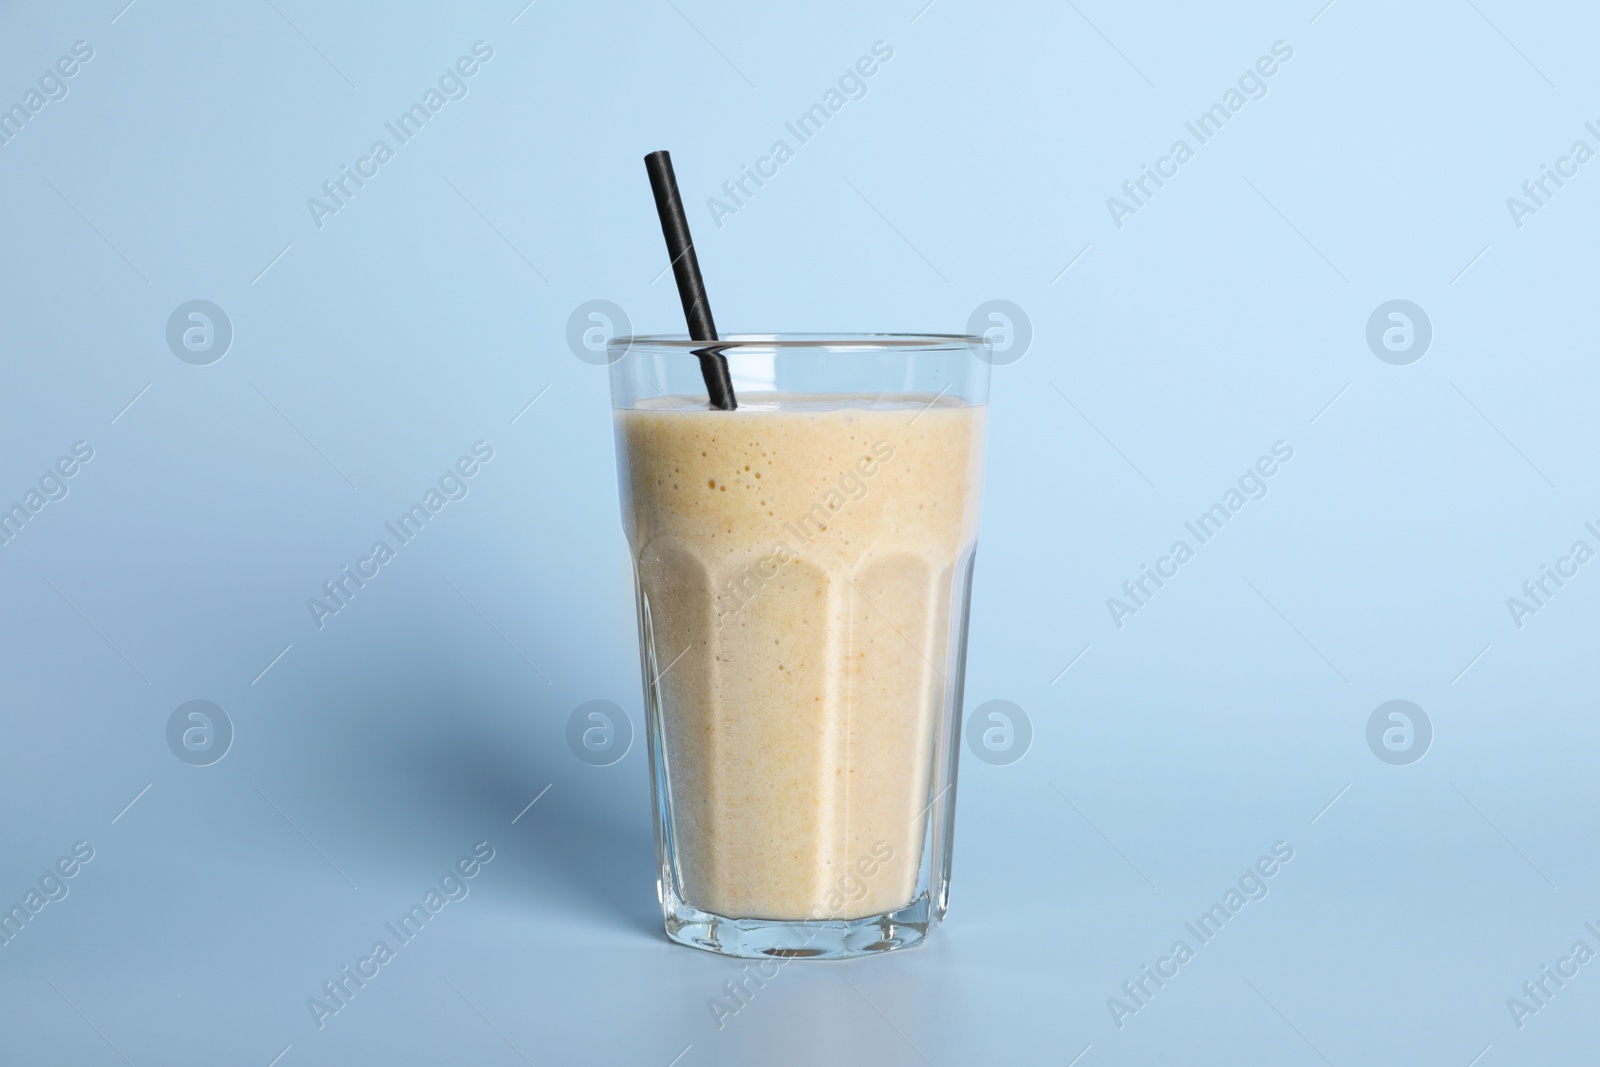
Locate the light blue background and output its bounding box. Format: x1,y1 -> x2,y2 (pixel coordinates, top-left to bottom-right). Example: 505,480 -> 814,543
1,0 -> 1596,1064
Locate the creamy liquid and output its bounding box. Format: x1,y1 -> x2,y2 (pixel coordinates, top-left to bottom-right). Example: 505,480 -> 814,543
618,394 -> 985,920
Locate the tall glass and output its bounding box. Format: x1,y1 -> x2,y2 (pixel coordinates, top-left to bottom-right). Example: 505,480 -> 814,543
609,335 -> 988,959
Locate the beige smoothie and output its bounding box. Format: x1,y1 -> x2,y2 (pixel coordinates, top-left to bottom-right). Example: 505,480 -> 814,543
617,394 -> 985,921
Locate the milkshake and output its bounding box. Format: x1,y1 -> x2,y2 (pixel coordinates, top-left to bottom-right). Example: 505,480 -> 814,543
617,393 -> 986,924
617,390 -> 979,921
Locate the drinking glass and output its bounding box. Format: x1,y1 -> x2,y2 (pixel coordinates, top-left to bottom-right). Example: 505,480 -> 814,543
610,335 -> 989,959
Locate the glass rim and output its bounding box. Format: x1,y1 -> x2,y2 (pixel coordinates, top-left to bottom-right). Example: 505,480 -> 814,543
611,332 -> 984,351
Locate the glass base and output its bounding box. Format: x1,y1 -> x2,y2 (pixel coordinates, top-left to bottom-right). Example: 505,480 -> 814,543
663,885 -> 937,960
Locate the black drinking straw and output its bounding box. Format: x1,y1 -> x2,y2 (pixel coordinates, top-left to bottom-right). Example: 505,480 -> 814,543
644,150 -> 737,410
